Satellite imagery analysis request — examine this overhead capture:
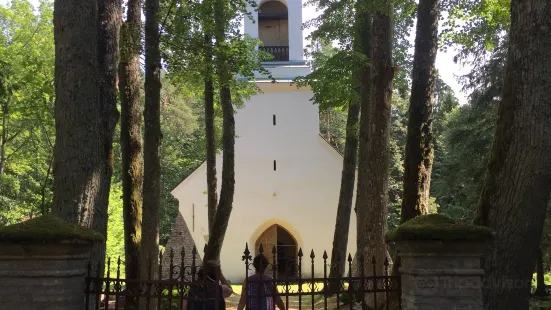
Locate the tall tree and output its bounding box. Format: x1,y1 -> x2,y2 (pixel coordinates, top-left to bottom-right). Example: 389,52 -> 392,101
297,8 -> 362,282
202,1 -> 218,233
363,0 -> 394,306
329,100 -> 359,280
92,0 -> 122,286
203,0 -> 236,262
400,0 -> 439,222
0,61 -> 11,177
52,0 -> 102,225
142,0 -> 162,282
119,1 -> 143,309
160,0 -> 264,250
475,0 -> 551,308
353,0 -> 375,305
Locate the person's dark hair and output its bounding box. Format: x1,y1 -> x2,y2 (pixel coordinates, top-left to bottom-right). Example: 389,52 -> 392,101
253,254 -> 269,272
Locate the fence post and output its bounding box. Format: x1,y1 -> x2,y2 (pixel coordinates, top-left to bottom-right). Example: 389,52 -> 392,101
242,243 -> 252,310
0,215 -> 103,309
386,214 -> 493,310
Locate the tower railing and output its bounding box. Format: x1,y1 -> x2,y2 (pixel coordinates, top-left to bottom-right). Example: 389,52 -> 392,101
259,46 -> 289,62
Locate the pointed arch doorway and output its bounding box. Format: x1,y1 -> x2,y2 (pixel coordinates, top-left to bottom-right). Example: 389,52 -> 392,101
254,224 -> 298,278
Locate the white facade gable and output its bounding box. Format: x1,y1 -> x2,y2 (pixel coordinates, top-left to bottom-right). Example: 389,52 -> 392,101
170,0 -> 357,281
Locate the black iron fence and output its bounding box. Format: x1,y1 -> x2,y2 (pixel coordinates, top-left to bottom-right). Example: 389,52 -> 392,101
84,244 -> 401,309
84,247 -> 206,310
244,244 -> 401,310
259,46 -> 289,61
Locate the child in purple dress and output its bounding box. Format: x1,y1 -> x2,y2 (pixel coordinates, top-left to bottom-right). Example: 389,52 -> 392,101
237,255 -> 286,310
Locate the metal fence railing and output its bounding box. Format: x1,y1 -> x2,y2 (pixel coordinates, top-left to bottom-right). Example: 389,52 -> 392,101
84,243 -> 401,309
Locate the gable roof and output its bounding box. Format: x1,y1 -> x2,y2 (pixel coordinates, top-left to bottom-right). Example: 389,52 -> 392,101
318,134 -> 344,157
161,211 -> 202,280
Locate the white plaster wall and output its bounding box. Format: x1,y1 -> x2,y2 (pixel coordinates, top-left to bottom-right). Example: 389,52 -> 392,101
172,84 -> 357,281
286,0 -> 303,61
244,3 -> 258,41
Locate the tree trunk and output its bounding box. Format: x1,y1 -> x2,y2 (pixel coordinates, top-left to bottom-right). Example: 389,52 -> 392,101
119,0 -> 143,308
204,33 -> 218,233
534,248 -> 548,297
363,3 -> 394,308
142,0 -> 162,285
400,0 -> 439,223
52,0 -> 102,226
89,0 -> 122,293
204,85 -> 234,262
475,1 -> 551,308
390,0 -> 440,305
203,0 -> 235,262
328,101 -> 359,286
0,100 -> 7,176
353,0 -> 374,307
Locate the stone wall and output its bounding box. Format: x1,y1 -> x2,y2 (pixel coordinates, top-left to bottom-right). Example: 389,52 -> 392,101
0,243 -> 92,310
397,241 -> 486,310
386,214 -> 493,310
0,215 -> 102,310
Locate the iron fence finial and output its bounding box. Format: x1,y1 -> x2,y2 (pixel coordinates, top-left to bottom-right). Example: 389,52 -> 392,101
243,242 -> 251,261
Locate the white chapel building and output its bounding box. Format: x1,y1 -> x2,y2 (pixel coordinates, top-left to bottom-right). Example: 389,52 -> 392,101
169,0 -> 357,282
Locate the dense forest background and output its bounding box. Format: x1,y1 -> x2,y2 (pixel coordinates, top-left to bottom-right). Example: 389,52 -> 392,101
1,0 -> 551,280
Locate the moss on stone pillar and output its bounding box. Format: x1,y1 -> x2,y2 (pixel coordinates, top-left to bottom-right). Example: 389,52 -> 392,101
0,214 -> 104,243
386,214 -> 494,242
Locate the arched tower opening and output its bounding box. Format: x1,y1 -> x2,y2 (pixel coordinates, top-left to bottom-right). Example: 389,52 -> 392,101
258,0 -> 289,61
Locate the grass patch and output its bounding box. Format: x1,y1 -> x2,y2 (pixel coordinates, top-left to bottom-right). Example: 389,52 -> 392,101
0,215 -> 104,243
386,214 -> 494,242
230,282 -> 348,295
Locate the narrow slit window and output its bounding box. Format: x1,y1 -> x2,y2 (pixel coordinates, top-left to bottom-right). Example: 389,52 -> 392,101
273,160 -> 277,171
273,114 -> 276,125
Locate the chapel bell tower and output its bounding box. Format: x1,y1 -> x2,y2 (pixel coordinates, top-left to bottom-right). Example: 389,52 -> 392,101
244,0 -> 304,63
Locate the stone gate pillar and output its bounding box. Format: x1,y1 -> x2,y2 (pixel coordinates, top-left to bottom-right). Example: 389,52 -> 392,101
0,215 -> 103,310
386,214 -> 494,310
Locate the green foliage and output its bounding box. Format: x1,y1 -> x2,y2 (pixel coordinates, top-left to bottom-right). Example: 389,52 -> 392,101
430,40 -> 503,223
319,108 -> 347,154
0,214 -> 104,242
295,44 -> 365,110
161,0 -> 268,101
105,182 -> 124,276
301,0 -> 416,106
386,214 -> 493,242
317,94 -> 411,230
0,0 -> 55,225
158,78 -> 213,244
431,101 -> 497,222
441,0 -> 510,59
387,95 -> 409,229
